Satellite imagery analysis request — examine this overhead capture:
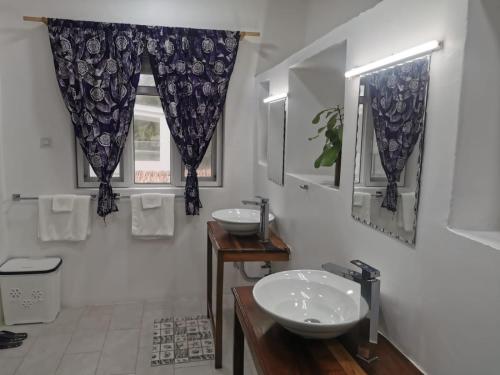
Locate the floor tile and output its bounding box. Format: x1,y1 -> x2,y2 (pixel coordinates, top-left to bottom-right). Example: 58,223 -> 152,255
39,308 -> 85,336
15,333 -> 72,375
0,356 -> 23,375
0,323 -> 45,338
66,329 -> 106,354
96,329 -> 140,375
110,302 -> 144,330
0,336 -> 36,358
136,346 -> 174,375
174,364 -> 214,375
144,300 -> 173,315
56,352 -> 100,375
77,306 -> 113,332
87,305 -> 114,315
0,298 -> 257,375
172,297 -> 203,317
139,320 -> 154,350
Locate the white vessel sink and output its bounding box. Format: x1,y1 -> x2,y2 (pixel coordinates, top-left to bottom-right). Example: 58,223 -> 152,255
253,270 -> 368,339
211,208 -> 275,236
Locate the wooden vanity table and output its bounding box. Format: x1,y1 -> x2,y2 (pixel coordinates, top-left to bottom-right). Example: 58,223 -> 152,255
232,286 -> 422,375
206,221 -> 290,369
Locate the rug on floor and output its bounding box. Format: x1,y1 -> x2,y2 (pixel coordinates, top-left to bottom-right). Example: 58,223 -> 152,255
151,315 -> 215,366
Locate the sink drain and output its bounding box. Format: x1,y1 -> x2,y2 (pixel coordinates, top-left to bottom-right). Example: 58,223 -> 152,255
304,318 -> 321,324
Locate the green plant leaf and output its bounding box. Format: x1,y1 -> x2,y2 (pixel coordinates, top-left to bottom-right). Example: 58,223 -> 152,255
314,146 -> 340,168
308,126 -> 327,141
311,108 -> 335,124
325,128 -> 342,144
326,114 -> 338,129
316,125 -> 326,134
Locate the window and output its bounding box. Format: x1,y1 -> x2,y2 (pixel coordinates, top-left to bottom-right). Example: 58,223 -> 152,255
354,83 -> 405,187
77,64 -> 222,188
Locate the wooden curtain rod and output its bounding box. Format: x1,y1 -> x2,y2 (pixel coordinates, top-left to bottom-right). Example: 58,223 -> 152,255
22,16 -> 260,39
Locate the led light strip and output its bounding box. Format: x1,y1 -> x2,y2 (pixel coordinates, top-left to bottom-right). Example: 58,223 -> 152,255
263,93 -> 288,103
345,40 -> 443,78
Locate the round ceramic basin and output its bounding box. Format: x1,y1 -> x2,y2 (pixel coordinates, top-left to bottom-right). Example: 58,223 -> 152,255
211,208 -> 275,236
253,270 -> 369,339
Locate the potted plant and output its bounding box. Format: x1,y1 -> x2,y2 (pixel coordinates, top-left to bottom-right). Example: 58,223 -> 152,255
308,104 -> 344,187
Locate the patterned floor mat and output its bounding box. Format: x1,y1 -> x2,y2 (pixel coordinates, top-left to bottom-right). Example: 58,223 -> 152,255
151,315 -> 215,366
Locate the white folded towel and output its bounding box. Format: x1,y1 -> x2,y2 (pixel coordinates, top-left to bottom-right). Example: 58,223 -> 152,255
131,194 -> 175,238
353,191 -> 371,223
141,194 -> 163,209
401,192 -> 416,232
38,195 -> 91,242
52,194 -> 76,212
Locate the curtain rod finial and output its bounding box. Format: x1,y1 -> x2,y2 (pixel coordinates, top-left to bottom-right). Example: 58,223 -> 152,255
23,16 -> 48,25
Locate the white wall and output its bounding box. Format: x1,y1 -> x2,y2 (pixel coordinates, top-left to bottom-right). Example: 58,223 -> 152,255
256,0 -> 380,74
254,0 -> 500,374
0,77 -> 7,264
449,0 -> 500,231
287,42 -> 346,176
303,0 -> 381,46
0,0 -> 266,306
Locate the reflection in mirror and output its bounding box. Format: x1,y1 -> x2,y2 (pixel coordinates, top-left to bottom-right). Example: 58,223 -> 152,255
267,98 -> 287,186
351,57 -> 431,245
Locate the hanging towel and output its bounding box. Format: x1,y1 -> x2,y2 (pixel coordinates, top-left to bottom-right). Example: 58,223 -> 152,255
38,195 -> 91,242
401,192 -> 416,232
141,193 -> 163,209
353,191 -> 371,224
131,194 -> 175,238
52,194 -> 76,212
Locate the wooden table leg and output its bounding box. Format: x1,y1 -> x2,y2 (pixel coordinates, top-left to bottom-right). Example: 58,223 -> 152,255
207,233 -> 212,317
215,252 -> 224,369
233,303 -> 244,375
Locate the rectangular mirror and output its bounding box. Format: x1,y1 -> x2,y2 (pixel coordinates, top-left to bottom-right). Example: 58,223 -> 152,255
267,98 -> 287,186
351,57 -> 430,245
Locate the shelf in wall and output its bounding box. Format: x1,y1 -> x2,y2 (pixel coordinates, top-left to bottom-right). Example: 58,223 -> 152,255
448,228 -> 500,251
286,172 -> 339,192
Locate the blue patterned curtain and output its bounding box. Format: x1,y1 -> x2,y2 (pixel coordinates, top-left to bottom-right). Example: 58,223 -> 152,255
145,27 -> 240,215
48,19 -> 144,218
368,58 -> 430,212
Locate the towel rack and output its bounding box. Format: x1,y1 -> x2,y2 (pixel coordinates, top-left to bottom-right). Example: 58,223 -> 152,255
354,191 -> 404,198
12,193 -> 183,201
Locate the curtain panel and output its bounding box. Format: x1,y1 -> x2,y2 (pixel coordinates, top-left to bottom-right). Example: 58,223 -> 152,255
48,19 -> 144,218
145,27 -> 240,215
368,57 -> 430,212
48,19 -> 240,217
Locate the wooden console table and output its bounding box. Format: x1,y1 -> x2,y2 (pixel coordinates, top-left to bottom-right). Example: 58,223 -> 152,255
232,286 -> 422,375
207,221 -> 290,369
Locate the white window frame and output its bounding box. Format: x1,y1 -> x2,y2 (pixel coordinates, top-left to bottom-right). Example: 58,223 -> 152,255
356,83 -> 405,187
76,110 -> 223,189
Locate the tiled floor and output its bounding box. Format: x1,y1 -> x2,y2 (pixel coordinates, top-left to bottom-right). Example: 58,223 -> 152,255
0,295 -> 258,375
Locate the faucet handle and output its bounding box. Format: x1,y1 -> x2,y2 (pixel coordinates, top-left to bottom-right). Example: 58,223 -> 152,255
255,195 -> 269,202
351,260 -> 380,279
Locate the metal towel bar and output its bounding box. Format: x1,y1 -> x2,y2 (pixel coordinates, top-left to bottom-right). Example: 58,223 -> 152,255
12,193 -> 183,201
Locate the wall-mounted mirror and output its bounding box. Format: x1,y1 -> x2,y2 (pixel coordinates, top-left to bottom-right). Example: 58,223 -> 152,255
267,98 -> 287,186
352,57 -> 430,245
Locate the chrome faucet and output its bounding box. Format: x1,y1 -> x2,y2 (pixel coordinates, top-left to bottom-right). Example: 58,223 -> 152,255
322,260 -> 380,362
242,196 -> 270,242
